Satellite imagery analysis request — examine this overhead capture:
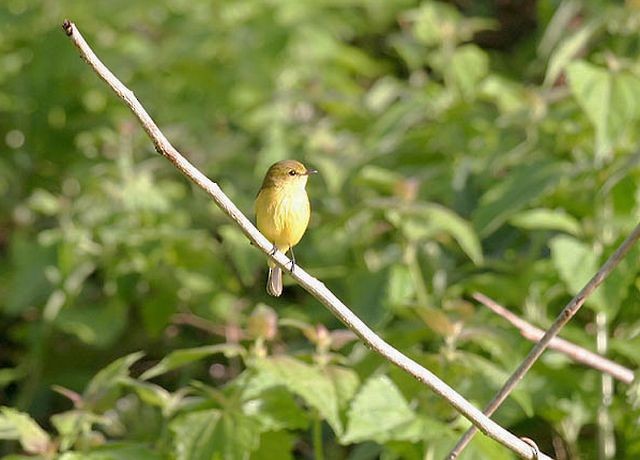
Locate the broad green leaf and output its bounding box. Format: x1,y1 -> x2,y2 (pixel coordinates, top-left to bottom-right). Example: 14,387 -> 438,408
341,375 -> 417,444
252,356 -> 343,435
386,264 -> 415,308
84,352 -> 144,408
550,235 -> 605,310
242,386 -> 308,431
550,235 -> 596,293
474,161 -> 567,236
0,407 -> 51,454
450,44 -> 489,98
141,344 -> 244,380
251,431 -> 295,460
325,365 -> 360,409
568,60 -> 640,157
596,244 -> 637,315
171,409 -> 260,460
509,208 -> 582,235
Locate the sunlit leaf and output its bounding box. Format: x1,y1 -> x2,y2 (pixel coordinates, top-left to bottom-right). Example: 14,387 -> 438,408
84,352 -> 144,408
544,20 -> 599,87
141,344 -> 245,380
568,60 -> 640,158
450,44 -> 489,98
242,386 -> 308,432
0,407 -> 51,454
341,375 -> 420,444
550,235 -> 605,310
252,356 -> 343,435
171,409 -> 260,460
509,208 -> 582,235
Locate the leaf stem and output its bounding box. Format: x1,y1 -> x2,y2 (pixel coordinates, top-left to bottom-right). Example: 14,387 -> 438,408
313,415 -> 324,460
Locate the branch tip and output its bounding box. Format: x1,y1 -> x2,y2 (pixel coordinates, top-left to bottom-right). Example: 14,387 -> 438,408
62,19 -> 73,36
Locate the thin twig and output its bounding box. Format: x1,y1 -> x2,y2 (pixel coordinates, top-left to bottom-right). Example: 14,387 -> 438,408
447,225 -> 640,459
62,20 -> 550,460
475,293 -> 634,384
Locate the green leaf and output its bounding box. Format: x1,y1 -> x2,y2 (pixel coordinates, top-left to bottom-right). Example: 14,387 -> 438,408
550,235 -> 606,311
597,244 -> 637,315
5,233 -> 55,315
140,344 -> 244,380
568,60 -> 640,158
251,431 -> 295,460
451,44 -> 489,98
393,204 -> 483,265
242,386 -> 308,431
84,352 -> 144,408
549,235 -> 630,313
58,442 -> 166,460
509,208 -> 582,236
120,378 -> 172,409
480,75 -> 527,113
474,161 -> 567,237
171,409 -> 260,460
0,406 -> 51,454
252,356 -> 343,435
341,375 -> 417,444
626,373 -> 640,409
325,365 -> 360,409
462,353 -> 533,417
51,410 -> 105,452
386,264 -> 416,308
544,20 -> 599,87
422,204 -> 484,265
55,299 -> 127,347
27,189 -> 61,215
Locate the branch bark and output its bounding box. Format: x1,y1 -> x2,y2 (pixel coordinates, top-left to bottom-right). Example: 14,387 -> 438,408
474,293 -> 634,385
62,19 -> 550,460
447,225 -> 640,459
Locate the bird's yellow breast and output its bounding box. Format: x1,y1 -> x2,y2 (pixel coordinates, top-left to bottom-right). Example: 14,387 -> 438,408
255,184 -> 311,252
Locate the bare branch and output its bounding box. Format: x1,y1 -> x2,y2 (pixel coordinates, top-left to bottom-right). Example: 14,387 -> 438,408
62,19 -> 550,460
447,225 -> 640,459
475,293 -> 634,385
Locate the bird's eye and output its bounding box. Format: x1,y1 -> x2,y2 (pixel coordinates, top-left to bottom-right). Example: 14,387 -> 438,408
288,170 -> 296,176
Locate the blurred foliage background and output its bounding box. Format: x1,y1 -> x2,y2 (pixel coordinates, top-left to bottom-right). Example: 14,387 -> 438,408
2,0 -> 640,459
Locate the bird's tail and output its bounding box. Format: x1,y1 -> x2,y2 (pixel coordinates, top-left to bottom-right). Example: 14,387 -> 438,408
267,266 -> 283,297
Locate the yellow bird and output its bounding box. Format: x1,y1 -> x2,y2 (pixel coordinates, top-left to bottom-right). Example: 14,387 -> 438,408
255,160 -> 317,297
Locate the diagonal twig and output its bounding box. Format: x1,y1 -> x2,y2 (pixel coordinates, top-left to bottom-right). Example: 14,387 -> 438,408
447,224 -> 640,459
62,19 -> 550,460
475,292 -> 634,385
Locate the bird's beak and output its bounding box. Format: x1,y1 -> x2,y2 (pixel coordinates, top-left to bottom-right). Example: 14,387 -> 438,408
304,168 -> 318,175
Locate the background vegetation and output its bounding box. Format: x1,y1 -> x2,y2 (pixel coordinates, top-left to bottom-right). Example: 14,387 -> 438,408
2,0 -> 640,458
